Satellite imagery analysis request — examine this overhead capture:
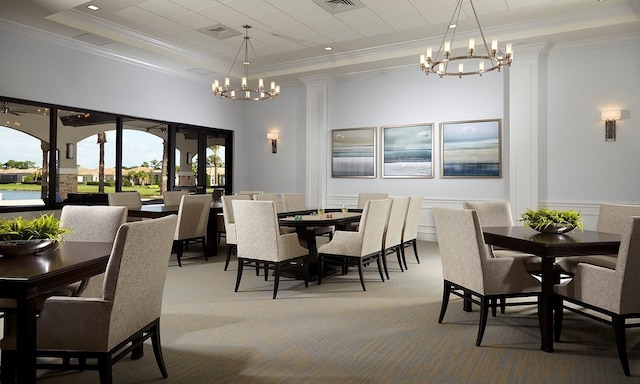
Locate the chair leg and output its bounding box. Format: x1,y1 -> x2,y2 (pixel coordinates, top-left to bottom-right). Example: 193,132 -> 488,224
438,281 -> 451,323
357,259 -> 366,291
273,263 -> 280,299
553,296 -> 564,342
317,255 -> 324,285
412,239 -> 419,264
376,253 -> 385,282
395,247 -> 404,272
381,248 -> 390,280
97,354 -> 113,384
234,259 -> 244,292
303,256 -> 309,288
224,245 -> 234,271
476,295 -> 490,346
176,241 -> 183,267
201,236 -> 208,261
151,319 -> 169,379
400,246 -> 408,271
612,315 -> 631,376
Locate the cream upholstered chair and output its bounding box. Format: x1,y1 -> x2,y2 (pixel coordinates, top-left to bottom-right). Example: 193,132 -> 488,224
556,203 -> 640,274
253,193 -> 282,212
349,193 -> 389,231
400,195 -> 423,266
0,214 -> 178,384
108,191 -> 141,221
235,191 -> 263,199
318,199 -> 392,291
163,189 -> 189,206
381,197 -> 410,277
221,194 -> 251,271
554,216 -> 640,377
173,194 -> 212,267
232,200 -> 309,299
281,193 -> 333,238
432,207 -> 540,346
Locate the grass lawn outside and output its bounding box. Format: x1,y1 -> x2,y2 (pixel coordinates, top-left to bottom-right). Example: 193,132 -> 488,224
0,183 -> 161,199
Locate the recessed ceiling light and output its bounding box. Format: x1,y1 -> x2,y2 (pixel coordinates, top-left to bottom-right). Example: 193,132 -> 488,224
87,4 -> 100,11
324,46 -> 333,51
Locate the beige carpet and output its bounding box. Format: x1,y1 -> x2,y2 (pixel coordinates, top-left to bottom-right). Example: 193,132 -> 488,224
6,241 -> 640,383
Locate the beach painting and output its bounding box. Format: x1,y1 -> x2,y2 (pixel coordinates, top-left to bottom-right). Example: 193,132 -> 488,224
331,127 -> 376,178
441,119 -> 502,178
382,123 -> 433,178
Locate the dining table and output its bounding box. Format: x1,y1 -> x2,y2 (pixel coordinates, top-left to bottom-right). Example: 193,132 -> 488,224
481,226 -> 622,353
278,208 -> 362,280
0,241 -> 114,383
128,201 -> 223,256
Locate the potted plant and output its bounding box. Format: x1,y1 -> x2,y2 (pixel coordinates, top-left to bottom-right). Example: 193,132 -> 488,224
520,207 -> 584,234
0,213 -> 69,256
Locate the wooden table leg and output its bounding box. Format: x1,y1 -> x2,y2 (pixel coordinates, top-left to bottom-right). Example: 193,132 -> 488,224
540,256 -> 555,352
16,295 -> 38,383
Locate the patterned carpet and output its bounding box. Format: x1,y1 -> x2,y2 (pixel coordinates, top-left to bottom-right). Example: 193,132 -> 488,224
6,241 -> 640,383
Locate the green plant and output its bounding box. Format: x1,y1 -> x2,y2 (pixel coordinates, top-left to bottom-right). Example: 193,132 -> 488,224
519,208 -> 584,232
0,214 -> 69,242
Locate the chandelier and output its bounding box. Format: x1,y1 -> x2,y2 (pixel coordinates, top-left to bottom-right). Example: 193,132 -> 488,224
419,0 -> 512,78
212,25 -> 280,101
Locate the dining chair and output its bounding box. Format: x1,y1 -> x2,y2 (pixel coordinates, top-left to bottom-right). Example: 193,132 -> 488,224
0,214 -> 178,384
108,191 -> 142,221
554,216 -> 640,377
232,200 -> 309,299
400,195 -> 423,267
317,198 -> 391,291
173,194 -> 212,267
381,197 -> 410,278
432,207 -> 540,346
221,194 -> 251,271
556,203 -> 640,274
281,193 -> 333,238
349,193 -> 389,231
162,189 -> 189,206
235,191 -> 263,199
253,193 -> 282,212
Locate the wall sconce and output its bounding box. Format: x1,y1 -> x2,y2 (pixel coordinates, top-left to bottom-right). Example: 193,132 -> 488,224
186,152 -> 192,164
65,143 -> 75,159
267,132 -> 279,153
601,110 -> 621,142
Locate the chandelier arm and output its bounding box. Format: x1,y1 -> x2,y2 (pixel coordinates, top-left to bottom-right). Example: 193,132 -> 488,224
246,38 -> 269,82
469,0 -> 491,56
226,38 -> 245,78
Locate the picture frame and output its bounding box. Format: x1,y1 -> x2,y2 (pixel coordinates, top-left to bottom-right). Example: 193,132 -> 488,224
381,123 -> 434,178
331,127 -> 376,178
440,119 -> 502,178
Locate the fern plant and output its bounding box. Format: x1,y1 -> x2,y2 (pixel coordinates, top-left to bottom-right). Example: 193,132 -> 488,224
0,214 -> 69,242
519,208 -> 584,232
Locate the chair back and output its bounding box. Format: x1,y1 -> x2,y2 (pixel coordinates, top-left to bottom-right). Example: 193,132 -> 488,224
60,205 -> 127,243
163,190 -> 189,206
233,200 -> 281,262
282,193 -> 307,212
433,207 -> 487,294
108,191 -> 142,210
597,203 -> 640,235
462,200 -> 514,227
384,197 -> 410,248
221,194 -> 251,245
611,217 -> 640,314
175,194 -> 212,241
235,191 -> 263,199
357,193 -> 389,209
253,193 -> 282,212
103,214 -> 177,349
360,199 -> 392,256
402,195 -> 423,242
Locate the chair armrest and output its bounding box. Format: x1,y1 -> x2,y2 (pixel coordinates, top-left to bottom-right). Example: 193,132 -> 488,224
318,230 -> 363,256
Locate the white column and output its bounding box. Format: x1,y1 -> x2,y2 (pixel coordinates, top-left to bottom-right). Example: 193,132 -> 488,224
506,43 -> 551,218
299,75 -> 330,209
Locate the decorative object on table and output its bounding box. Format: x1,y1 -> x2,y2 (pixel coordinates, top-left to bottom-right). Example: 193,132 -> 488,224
440,119 -> 501,178
381,123 -> 434,178
519,208 -> 584,234
0,213 -> 69,256
331,127 -> 376,178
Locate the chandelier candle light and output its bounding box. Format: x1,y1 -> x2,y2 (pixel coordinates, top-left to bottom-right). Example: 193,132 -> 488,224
420,0 -> 513,78
212,25 -> 280,101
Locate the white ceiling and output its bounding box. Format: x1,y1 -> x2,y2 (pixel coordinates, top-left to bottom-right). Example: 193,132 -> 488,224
1,0 -> 639,85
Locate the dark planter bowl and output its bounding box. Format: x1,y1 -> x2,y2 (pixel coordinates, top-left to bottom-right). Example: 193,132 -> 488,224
0,239 -> 56,257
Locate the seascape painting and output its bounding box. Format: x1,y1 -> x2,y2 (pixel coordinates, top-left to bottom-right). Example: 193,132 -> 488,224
382,124 -> 433,178
441,119 -> 501,178
331,127 -> 376,178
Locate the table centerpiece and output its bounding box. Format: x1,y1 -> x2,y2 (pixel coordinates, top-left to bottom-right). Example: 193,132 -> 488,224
0,213 -> 69,257
519,207 -> 584,234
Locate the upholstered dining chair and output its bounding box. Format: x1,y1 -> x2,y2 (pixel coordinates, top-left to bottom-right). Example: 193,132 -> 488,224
381,197 -> 410,278
162,189 -> 189,206
318,198 -> 391,291
556,203 -> 640,274
554,216 -> 640,377
173,194 -> 212,267
350,193 -> 389,231
253,193 -> 282,212
432,207 -> 540,346
400,195 -> 423,267
221,194 -> 251,271
232,200 -> 309,299
281,193 -> 333,238
108,191 -> 142,221
0,214 -> 178,384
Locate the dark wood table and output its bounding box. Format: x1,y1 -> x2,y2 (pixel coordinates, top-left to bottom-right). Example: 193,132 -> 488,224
278,209 -> 362,279
0,241 -> 113,383
481,226 -> 621,352
128,202 -> 223,256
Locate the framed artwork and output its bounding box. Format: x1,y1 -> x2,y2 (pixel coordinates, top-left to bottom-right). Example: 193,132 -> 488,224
331,127 -> 376,178
381,123 -> 434,178
440,119 -> 502,178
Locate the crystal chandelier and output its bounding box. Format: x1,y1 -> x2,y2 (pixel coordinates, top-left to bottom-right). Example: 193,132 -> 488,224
212,25 -> 280,101
419,0 -> 512,78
